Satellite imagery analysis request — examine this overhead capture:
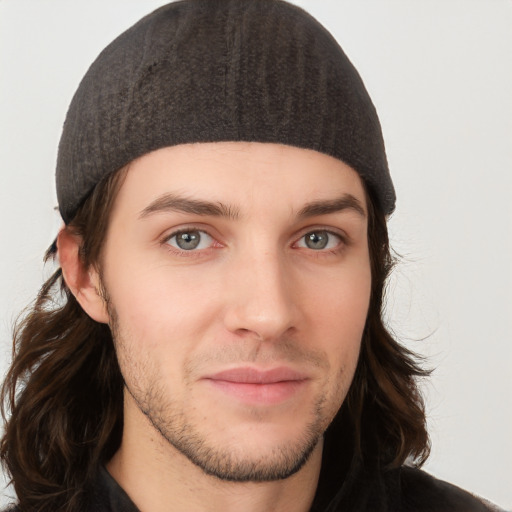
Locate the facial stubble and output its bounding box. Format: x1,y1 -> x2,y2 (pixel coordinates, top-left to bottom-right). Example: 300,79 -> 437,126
104,288 -> 350,483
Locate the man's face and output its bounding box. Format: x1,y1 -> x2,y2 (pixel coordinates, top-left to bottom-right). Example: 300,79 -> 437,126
99,142 -> 371,481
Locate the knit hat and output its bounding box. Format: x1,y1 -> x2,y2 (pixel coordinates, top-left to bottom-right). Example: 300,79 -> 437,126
56,0 -> 395,223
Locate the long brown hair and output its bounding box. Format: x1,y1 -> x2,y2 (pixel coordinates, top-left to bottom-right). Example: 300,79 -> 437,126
1,170 -> 429,511
343,188 -> 430,468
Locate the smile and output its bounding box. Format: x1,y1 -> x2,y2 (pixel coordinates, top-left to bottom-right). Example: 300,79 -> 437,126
203,367 -> 310,405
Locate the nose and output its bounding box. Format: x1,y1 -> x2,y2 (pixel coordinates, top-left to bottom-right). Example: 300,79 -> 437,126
222,249 -> 299,342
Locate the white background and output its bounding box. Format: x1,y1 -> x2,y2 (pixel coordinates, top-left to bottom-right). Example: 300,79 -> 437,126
1,0 -> 511,509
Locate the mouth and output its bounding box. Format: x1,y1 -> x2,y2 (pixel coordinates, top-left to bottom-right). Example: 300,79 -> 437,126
202,367 -> 309,405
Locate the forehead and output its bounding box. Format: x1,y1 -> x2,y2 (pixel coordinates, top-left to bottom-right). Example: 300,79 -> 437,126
113,142 -> 368,216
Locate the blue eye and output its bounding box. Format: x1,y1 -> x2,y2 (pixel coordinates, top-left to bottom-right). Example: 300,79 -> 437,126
297,230 -> 341,250
166,230 -> 214,251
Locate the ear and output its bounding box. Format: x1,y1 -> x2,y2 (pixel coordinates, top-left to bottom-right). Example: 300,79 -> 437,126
57,228 -> 110,324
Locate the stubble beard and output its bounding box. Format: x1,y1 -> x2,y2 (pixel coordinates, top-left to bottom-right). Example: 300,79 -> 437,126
126,380 -> 327,482
105,295 -> 342,483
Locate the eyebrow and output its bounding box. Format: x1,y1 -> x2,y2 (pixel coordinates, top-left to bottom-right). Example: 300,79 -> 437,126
139,193 -> 240,220
298,194 -> 366,219
139,192 -> 365,221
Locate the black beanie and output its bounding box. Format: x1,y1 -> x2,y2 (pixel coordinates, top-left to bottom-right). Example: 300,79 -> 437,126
56,0 -> 395,223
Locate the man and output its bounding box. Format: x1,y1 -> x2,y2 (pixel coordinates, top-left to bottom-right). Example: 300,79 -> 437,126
0,1 -> 504,511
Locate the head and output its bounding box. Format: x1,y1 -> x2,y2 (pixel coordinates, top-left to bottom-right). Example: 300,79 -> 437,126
1,1 -> 428,510
61,141 -> 373,483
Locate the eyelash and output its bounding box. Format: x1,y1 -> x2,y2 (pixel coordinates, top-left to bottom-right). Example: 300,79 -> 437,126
161,227 -> 347,257
293,230 -> 346,253
162,228 -> 220,257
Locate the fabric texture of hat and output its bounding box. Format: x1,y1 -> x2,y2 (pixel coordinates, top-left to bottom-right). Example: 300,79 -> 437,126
56,0 -> 396,223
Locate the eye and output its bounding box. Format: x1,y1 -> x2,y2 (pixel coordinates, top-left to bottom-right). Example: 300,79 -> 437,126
296,230 -> 342,251
166,229 -> 214,251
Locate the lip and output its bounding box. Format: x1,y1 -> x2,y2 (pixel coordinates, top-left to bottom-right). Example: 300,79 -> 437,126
202,367 -> 309,404
206,366 -> 309,384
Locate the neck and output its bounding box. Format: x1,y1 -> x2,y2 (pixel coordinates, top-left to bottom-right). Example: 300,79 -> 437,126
107,400 -> 323,512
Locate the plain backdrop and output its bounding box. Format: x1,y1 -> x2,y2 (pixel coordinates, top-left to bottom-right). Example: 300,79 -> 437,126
1,0 -> 511,509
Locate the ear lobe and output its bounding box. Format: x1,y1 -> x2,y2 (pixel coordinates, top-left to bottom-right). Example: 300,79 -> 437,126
57,228 -> 110,324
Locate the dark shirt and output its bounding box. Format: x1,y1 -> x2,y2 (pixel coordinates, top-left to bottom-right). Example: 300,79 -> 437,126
83,464 -> 499,512
2,432 -> 503,511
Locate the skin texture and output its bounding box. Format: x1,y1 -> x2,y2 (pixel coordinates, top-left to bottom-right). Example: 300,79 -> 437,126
59,142 -> 371,512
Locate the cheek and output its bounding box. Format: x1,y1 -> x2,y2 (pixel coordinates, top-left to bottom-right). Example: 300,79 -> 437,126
103,259 -> 224,357
307,263 -> 371,379
308,264 -> 371,337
